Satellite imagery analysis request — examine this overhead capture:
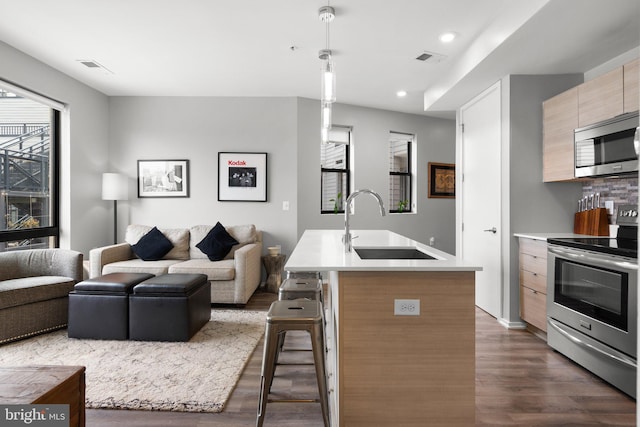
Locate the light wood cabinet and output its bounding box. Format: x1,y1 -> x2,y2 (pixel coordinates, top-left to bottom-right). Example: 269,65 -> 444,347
329,270 -> 476,426
578,67 -> 624,127
519,237 -> 548,332
543,87 -> 578,182
542,58 -> 638,182
623,58 -> 639,113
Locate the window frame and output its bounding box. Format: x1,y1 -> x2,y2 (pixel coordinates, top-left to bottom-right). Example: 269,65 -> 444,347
0,84 -> 60,250
320,125 -> 352,215
388,132 -> 413,214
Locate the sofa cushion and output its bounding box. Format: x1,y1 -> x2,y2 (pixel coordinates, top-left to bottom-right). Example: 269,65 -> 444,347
131,226 -> 174,261
168,259 -> 236,281
195,222 -> 239,261
0,277 -> 75,310
0,249 -> 83,282
102,259 -> 181,276
126,225 -> 190,260
190,224 -> 258,260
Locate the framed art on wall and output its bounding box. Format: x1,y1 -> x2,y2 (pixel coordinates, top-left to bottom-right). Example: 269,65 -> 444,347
138,159 -> 189,197
218,152 -> 268,202
428,162 -> 455,198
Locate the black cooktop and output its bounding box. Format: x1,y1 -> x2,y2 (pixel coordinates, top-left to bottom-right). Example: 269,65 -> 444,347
548,204 -> 639,259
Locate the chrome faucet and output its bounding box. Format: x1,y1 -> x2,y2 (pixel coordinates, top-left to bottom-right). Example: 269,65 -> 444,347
343,189 -> 386,252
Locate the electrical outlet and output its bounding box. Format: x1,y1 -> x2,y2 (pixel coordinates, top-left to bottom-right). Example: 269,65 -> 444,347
605,200 -> 614,215
394,299 -> 420,316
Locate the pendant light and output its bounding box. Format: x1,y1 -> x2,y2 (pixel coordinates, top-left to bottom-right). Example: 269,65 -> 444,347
321,101 -> 332,143
319,50 -> 336,103
319,4 -> 336,142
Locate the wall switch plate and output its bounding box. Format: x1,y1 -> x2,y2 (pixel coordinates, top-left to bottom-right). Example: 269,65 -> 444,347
394,299 -> 420,316
282,201 -> 290,211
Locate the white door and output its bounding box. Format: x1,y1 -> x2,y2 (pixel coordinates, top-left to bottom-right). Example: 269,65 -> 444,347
459,81 -> 502,318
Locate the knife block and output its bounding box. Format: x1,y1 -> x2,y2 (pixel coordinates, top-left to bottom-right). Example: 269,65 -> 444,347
574,208 -> 609,236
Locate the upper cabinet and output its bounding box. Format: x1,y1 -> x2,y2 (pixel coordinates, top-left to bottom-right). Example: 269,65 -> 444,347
543,58 -> 639,182
577,67 -> 623,128
543,87 -> 578,182
623,58 -> 639,113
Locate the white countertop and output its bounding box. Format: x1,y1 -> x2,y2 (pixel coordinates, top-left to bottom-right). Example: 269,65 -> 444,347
514,232 -> 595,241
285,229 -> 482,272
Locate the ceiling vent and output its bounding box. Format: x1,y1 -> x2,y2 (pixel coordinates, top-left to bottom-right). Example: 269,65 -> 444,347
77,59 -> 113,74
80,60 -> 100,68
415,51 -> 446,64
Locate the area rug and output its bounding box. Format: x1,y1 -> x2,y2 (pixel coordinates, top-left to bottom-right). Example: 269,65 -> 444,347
0,309 -> 266,413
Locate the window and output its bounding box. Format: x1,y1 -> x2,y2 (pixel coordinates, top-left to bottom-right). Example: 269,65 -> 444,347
321,126 -> 351,214
389,132 -> 413,213
0,84 -> 60,252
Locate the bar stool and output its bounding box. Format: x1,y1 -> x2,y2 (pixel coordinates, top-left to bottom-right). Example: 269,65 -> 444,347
256,299 -> 329,427
285,270 -> 322,280
278,277 -> 323,303
277,277 -> 324,356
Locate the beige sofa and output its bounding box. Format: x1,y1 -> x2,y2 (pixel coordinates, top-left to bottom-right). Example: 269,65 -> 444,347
0,249 -> 83,344
89,224 -> 262,305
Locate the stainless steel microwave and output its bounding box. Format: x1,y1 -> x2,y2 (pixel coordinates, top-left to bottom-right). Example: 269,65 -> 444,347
574,112 -> 639,178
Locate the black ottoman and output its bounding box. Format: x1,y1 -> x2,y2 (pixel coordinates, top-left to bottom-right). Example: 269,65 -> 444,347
129,273 -> 211,342
68,272 -> 154,340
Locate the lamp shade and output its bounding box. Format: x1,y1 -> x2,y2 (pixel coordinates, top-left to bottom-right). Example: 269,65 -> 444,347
102,173 -> 128,201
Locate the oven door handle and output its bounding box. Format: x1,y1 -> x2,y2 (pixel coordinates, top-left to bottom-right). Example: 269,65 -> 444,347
548,246 -> 638,271
548,318 -> 637,369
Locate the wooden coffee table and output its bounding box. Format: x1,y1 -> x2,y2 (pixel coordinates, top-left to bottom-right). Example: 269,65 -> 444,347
0,365 -> 86,427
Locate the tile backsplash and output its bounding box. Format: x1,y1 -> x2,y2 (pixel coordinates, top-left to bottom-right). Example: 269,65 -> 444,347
582,176 -> 638,223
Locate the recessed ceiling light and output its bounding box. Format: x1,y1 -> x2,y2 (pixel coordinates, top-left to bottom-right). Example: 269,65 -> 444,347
396,90 -> 407,98
439,32 -> 457,43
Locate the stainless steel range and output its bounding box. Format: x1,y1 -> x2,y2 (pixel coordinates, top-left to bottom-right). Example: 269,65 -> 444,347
547,205 -> 638,398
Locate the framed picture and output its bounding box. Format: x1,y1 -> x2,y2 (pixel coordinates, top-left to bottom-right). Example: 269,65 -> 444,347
218,152 -> 268,202
428,162 -> 455,198
137,159 -> 189,198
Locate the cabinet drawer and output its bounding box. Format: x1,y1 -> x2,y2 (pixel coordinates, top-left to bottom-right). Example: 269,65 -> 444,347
520,252 -> 547,275
519,269 -> 547,294
520,285 -> 547,332
519,238 -> 547,259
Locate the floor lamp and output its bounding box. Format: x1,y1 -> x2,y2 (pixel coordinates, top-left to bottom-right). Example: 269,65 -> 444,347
102,173 -> 128,244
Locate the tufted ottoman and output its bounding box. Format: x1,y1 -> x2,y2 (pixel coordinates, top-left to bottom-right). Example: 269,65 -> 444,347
129,273 -> 211,342
68,272 -> 154,340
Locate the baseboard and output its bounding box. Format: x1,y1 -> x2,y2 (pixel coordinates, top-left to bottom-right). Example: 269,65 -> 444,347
498,318 -> 527,330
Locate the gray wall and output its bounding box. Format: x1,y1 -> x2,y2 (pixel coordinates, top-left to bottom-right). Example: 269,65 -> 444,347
0,41 -> 110,256
108,97 -> 457,257
297,98 -> 457,255
503,74 -> 584,323
108,97 -> 300,256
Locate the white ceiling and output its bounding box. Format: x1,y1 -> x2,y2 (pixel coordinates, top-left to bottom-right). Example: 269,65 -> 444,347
0,0 -> 638,118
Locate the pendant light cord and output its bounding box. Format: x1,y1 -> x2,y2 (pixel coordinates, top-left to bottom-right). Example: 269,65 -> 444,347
326,1 -> 331,54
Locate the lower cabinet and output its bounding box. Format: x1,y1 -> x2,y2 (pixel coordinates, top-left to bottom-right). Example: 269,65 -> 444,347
519,237 -> 548,332
328,270 -> 476,426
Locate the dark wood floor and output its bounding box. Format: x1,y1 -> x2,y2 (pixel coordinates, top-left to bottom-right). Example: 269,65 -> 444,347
86,289 -> 636,426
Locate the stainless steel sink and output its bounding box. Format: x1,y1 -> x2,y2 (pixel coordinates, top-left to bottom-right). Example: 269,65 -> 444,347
354,247 -> 436,260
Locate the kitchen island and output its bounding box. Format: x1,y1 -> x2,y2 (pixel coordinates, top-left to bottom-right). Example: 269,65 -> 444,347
285,229 -> 482,427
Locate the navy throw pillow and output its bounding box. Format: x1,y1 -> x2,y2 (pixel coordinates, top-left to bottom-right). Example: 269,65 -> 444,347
196,222 -> 239,261
131,226 -> 174,261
